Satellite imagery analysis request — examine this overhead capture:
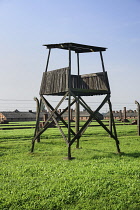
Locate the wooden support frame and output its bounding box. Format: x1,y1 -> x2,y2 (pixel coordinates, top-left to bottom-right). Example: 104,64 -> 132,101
41,96 -> 76,138
31,92 -> 69,152
32,92 -> 120,155
32,93 -> 120,156
69,92 -> 120,151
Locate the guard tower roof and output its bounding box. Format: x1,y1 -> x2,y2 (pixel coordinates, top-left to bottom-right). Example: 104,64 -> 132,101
43,42 -> 107,53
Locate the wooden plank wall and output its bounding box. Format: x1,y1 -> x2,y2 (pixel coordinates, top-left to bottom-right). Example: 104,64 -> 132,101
40,68 -> 110,95
71,72 -> 109,91
40,67 -> 69,95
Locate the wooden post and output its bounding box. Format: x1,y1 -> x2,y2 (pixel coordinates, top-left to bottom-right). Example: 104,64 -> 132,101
76,53 -> 80,148
109,102 -> 112,136
123,107 -> 126,121
34,97 -> 41,142
45,48 -> 51,72
119,110 -> 122,121
135,101 -> 140,136
70,108 -> 73,121
138,105 -> 140,136
68,48 -> 72,159
108,99 -> 121,153
75,101 -> 80,148
99,51 -> 110,92
43,113 -> 48,122
31,97 -> 42,152
100,51 -> 105,73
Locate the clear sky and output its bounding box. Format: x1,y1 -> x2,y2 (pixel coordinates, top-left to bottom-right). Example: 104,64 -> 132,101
0,0 -> 140,112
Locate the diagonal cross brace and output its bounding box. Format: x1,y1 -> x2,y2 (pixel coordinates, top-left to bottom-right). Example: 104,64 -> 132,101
41,96 -> 68,143
31,93 -> 69,151
41,96 -> 76,137
78,93 -> 119,142
69,92 -> 110,146
69,91 -> 120,151
79,94 -> 110,135
38,97 -> 76,132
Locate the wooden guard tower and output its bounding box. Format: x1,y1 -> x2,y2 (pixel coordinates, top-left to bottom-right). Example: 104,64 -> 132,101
31,42 -> 121,159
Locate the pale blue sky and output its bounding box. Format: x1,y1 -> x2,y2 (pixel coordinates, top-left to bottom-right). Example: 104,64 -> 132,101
0,0 -> 140,111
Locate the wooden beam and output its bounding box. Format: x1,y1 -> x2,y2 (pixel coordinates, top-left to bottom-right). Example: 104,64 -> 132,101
68,48 -> 72,159
108,100 -> 113,136
99,51 -> 111,93
108,99 -> 120,153
31,98 -> 42,152
76,53 -> 80,148
45,48 -> 51,72
100,51 -> 105,73
34,97 -> 41,142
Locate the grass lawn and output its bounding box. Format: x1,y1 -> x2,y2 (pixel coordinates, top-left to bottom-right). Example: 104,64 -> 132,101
0,122 -> 140,210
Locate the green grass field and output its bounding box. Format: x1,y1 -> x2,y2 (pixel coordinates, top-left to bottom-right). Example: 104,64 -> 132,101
0,122 -> 140,210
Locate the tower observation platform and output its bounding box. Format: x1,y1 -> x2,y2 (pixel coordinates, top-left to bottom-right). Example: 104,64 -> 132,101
31,42 -> 121,159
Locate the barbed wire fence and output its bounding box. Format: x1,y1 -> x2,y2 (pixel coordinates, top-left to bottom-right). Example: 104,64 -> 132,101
0,98 -> 137,113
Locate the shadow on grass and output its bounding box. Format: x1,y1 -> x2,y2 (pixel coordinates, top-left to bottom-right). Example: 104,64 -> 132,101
0,146 -> 12,150
122,152 -> 140,158
92,151 -> 140,159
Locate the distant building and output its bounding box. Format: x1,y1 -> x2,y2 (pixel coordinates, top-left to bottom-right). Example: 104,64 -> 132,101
103,109 -> 137,120
0,110 -> 46,122
58,109 -> 103,121
0,109 -> 103,123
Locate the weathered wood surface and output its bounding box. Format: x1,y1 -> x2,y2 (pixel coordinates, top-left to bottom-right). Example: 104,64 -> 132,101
40,67 -> 110,96
71,72 -> 109,92
40,67 -> 69,95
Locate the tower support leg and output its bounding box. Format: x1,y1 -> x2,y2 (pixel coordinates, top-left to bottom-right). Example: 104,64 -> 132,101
34,97 -> 42,142
76,97 -> 80,148
108,99 -> 121,153
67,92 -> 72,159
31,98 -> 42,152
68,144 -> 71,160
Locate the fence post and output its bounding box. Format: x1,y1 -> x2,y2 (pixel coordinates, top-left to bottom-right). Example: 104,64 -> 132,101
135,100 -> 140,136
123,107 -> 126,121
34,97 -> 41,142
119,110 -> 122,121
